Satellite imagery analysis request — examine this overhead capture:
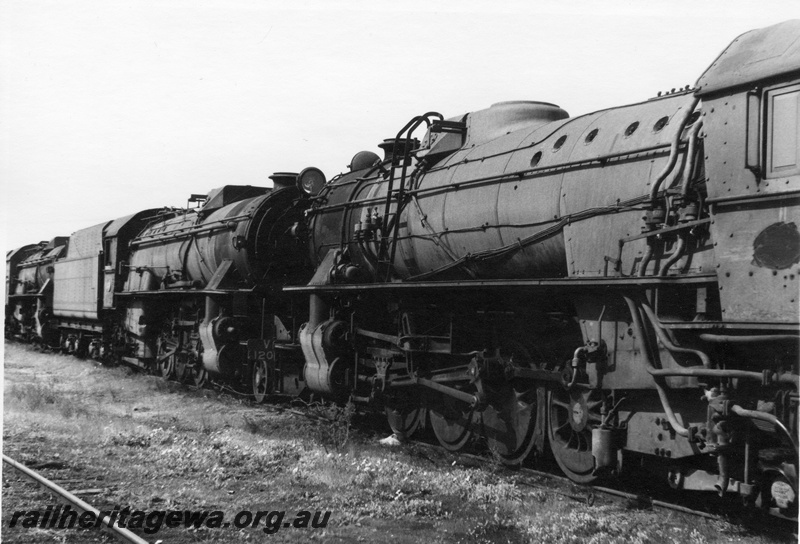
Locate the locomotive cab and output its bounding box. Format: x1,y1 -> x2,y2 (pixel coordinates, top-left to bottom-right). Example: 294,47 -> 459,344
697,19 -> 800,324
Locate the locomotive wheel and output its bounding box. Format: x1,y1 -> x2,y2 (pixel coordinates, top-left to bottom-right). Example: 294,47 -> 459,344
174,356 -> 189,383
190,365 -> 208,388
385,388 -> 425,439
189,344 -> 207,388
251,358 -> 269,403
429,392 -> 475,452
157,340 -> 176,380
159,355 -> 175,380
482,343 -> 543,466
547,388 -> 605,483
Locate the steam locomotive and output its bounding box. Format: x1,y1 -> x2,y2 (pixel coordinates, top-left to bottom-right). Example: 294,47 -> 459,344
5,180 -> 314,397
6,20 -> 799,518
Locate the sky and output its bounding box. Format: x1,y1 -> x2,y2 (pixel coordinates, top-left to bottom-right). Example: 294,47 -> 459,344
2,0 -> 799,251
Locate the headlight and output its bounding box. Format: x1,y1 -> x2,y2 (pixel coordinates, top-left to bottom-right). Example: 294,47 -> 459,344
297,167 -> 326,196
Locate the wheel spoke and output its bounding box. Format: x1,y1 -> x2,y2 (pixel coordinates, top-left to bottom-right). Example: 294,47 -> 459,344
386,388 -> 424,439
430,394 -> 474,452
252,360 -> 269,403
192,367 -> 208,388
551,398 -> 571,410
548,389 -> 604,484
587,399 -> 604,411
481,342 -> 543,466
588,412 -> 604,423
578,432 -> 590,452
554,421 -> 571,436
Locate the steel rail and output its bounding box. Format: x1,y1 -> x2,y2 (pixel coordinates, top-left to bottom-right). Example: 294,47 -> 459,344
136,378 -> 795,528
2,453 -> 150,544
23,345 -> 788,531
407,440 -> 728,521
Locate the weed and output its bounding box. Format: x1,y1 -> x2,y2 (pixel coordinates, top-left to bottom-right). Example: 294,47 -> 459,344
466,515 -> 522,544
241,414 -> 260,434
198,413 -> 214,435
105,431 -> 152,448
4,343 -> 781,544
311,400 -> 355,452
107,386 -> 121,402
147,377 -> 179,394
9,380 -> 58,411
58,397 -> 90,418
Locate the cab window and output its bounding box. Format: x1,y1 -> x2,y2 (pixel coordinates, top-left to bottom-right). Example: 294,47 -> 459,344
766,82 -> 800,178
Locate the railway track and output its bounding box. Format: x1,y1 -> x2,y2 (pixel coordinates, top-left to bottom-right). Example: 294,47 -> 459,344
114,368 -> 800,533
249,397 -> 798,534
2,454 -> 150,544
404,440 -> 724,518
5,343 -> 796,540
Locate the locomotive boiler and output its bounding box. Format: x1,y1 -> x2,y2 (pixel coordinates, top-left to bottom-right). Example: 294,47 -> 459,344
289,20 -> 800,517
118,178 -> 313,397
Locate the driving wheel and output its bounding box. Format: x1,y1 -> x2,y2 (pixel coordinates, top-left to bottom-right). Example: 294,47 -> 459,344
430,391 -> 475,452
481,343 -> 544,465
547,387 -> 605,483
386,387 -> 425,439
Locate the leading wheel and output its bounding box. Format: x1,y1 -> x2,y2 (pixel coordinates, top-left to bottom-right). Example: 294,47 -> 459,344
547,388 -> 605,483
251,358 -> 269,403
429,391 -> 475,452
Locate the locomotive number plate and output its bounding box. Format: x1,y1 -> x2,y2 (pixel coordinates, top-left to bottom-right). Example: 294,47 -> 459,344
247,339 -> 275,361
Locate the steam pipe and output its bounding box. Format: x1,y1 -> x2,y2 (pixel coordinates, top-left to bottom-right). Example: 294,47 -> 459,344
647,367 -> 799,388
637,242 -> 655,277
355,239 -> 379,278
731,405 -> 798,453
308,294 -> 328,331
658,235 -> 687,276
699,333 -> 800,344
716,450 -> 730,497
640,303 -> 711,368
564,346 -> 585,390
631,296 -> 799,453
623,296 -> 691,437
680,120 -> 704,196
650,97 -> 700,206
637,306 -> 799,386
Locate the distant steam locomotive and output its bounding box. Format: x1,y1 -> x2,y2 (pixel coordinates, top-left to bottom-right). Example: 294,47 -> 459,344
6,20 -> 799,519
6,179 -> 315,397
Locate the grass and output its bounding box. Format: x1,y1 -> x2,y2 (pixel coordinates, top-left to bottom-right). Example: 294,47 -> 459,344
2,342 -> 794,543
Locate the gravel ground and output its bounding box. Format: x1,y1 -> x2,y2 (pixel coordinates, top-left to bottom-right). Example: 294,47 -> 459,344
2,342 -> 793,543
